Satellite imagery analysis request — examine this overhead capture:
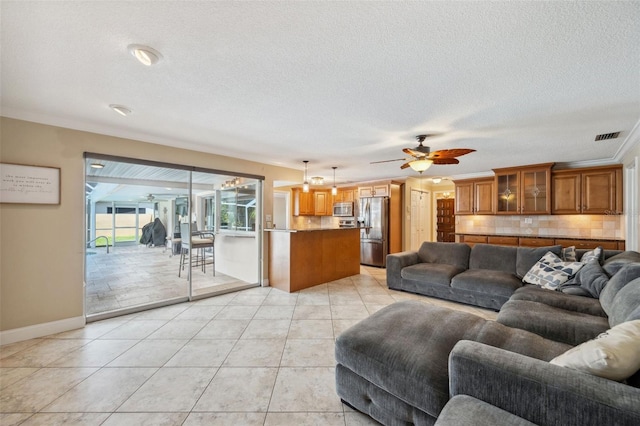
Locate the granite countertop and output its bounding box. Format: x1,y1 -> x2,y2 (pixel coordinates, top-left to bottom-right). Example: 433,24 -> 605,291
454,232 -> 624,241
265,227 -> 357,232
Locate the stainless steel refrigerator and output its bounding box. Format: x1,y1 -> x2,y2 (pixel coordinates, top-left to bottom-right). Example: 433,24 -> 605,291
358,196 -> 389,267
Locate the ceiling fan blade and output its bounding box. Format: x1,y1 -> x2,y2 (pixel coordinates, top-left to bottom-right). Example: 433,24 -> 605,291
403,148 -> 428,157
370,158 -> 407,164
428,148 -> 476,159
400,162 -> 412,169
432,158 -> 460,165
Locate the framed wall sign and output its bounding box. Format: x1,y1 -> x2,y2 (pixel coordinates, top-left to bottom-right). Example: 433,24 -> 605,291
0,163 -> 61,204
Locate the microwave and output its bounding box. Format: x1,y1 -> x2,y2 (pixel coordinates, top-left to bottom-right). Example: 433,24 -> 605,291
333,202 -> 354,217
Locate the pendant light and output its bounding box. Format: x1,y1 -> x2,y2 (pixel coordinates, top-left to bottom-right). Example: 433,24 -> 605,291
331,167 -> 338,195
302,160 -> 310,193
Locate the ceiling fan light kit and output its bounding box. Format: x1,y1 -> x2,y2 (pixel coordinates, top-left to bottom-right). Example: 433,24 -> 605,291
371,134 -> 475,173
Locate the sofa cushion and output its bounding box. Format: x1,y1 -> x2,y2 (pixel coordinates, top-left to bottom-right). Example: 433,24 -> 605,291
435,395 -> 537,426
468,244 -> 518,273
560,260 -> 610,298
335,301 -> 570,418
497,299 -> 610,346
522,252 -> 584,290
600,263 -> 640,318
607,277 -> 640,327
516,245 -> 563,278
418,242 -> 471,270
550,320 -> 640,381
401,263 -> 464,287
602,251 -> 640,276
511,285 -> 606,317
451,269 -> 522,298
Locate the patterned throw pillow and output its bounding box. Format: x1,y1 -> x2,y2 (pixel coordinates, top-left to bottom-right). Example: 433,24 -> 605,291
581,246 -> 604,264
523,251 -> 585,290
562,246 -> 577,262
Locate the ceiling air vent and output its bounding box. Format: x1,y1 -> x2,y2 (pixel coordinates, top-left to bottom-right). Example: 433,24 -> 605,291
595,132 -> 620,141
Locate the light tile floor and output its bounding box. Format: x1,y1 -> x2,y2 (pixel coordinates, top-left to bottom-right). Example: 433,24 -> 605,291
1,266 -> 497,426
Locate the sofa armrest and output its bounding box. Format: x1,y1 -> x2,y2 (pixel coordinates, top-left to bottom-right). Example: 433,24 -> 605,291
386,251 -> 419,289
448,340 -> 640,426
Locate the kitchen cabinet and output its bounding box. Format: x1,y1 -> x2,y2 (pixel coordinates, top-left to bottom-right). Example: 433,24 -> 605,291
292,188 -> 314,216
457,234 -> 624,250
552,166 -> 622,214
358,184 -> 389,198
335,188 -> 355,203
314,191 -> 331,216
454,178 -> 495,215
493,163 -> 553,215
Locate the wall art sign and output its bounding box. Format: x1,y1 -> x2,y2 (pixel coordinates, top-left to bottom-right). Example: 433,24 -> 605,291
0,163 -> 61,204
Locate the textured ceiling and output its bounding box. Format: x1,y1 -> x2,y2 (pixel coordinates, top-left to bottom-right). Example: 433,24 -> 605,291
2,1 -> 639,185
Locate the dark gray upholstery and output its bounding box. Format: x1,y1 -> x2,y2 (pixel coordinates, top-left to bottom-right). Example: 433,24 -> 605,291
497,299 -> 610,346
387,242 -> 574,310
602,251 -> 640,276
607,278 -> 640,326
449,341 -> 640,426
418,242 -> 471,269
510,285 -> 606,317
468,244 -> 517,272
600,263 -> 640,316
451,269 -> 522,298
401,263 -> 464,287
516,245 -> 562,278
560,260 -> 609,297
435,395 -> 537,426
335,301 -> 570,425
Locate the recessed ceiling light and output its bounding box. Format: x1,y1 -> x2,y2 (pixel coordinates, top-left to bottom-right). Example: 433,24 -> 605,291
109,104 -> 131,116
127,44 -> 162,66
90,163 -> 105,169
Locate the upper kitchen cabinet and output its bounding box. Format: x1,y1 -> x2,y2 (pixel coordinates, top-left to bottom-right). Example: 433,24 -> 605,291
335,188 -> 356,203
454,178 -> 495,215
552,165 -> 622,214
493,163 -> 553,215
358,184 -> 389,198
292,188 -> 314,216
314,191 -> 331,216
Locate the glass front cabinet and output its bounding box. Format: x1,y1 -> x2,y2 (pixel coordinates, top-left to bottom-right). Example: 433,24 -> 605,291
493,163 -> 554,215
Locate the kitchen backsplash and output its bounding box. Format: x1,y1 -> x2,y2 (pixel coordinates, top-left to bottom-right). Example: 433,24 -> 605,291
456,215 -> 623,239
291,216 -> 340,229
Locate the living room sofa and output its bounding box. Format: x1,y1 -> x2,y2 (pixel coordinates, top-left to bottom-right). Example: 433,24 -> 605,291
386,241 -> 622,310
336,247 -> 640,426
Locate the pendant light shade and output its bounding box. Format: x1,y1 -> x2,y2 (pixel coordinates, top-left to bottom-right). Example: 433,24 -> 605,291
331,166 -> 338,195
408,159 -> 433,173
302,160 -> 310,192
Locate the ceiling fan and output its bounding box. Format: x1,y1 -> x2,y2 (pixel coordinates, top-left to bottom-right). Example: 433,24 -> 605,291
371,134 -> 476,173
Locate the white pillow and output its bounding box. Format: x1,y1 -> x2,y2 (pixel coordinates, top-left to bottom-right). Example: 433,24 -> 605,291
550,320 -> 640,381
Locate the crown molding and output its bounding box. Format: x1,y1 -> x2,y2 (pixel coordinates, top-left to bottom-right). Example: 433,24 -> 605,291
614,116 -> 640,162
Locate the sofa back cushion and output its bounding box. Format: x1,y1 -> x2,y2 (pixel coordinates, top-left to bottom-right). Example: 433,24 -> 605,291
602,251 -> 640,276
516,245 -> 563,278
418,242 -> 471,270
469,244 -> 518,273
600,263 -> 640,319
607,278 -> 640,327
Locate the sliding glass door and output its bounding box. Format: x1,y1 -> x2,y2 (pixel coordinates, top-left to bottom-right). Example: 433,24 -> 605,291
84,154 -> 263,320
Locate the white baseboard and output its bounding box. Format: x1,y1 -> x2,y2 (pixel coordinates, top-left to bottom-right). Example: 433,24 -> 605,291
0,316 -> 86,346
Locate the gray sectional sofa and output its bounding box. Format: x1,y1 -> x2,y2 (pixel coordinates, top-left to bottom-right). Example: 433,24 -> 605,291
336,242 -> 640,426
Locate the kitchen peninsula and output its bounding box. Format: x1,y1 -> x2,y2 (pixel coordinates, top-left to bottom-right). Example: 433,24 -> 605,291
266,227 -> 360,292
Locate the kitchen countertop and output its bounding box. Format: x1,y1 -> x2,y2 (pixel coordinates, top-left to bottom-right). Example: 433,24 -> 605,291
265,227 -> 357,233
454,232 -> 624,241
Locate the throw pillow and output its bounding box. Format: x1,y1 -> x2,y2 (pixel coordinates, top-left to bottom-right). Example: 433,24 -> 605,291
523,251 -> 585,290
603,251 -> 640,276
550,320 -> 640,381
580,246 -> 604,264
562,246 -> 577,262
559,260 -> 610,298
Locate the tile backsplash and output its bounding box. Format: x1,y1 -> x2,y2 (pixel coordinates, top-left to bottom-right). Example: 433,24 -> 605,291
456,215 -> 623,240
